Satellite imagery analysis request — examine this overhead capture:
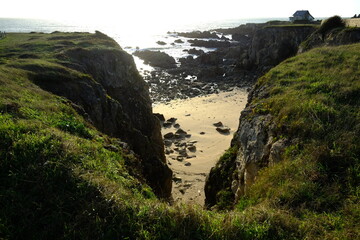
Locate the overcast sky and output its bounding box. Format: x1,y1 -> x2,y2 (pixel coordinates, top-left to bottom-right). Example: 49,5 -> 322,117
2,0 -> 359,26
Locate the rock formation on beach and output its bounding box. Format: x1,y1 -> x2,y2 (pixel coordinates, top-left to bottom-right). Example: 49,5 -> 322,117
133,50 -> 176,69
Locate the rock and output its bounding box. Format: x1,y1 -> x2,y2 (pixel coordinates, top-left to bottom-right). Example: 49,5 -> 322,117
167,117 -> 177,123
269,139 -> 287,166
197,66 -> 225,81
187,145 -> 196,152
185,114 -> 191,116
154,113 -> 165,122
164,139 -> 173,147
165,148 -> 174,155
174,39 -> 184,43
213,121 -> 223,127
133,50 -> 176,69
174,133 -> 184,139
187,48 -> 205,56
221,35 -> 229,40
156,41 -> 166,45
249,26 -> 316,69
173,176 -> 182,183
200,132 -> 206,135
185,134 -> 192,138
164,132 -> 175,139
183,183 -> 192,188
216,127 -> 231,134
184,162 -> 192,166
163,121 -> 172,128
232,33 -> 251,42
177,156 -> 184,161
176,128 -> 187,135
174,123 -> 180,128
178,148 -> 188,157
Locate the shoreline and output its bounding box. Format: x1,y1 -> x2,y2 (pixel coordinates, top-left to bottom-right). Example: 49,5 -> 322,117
153,88 -> 248,205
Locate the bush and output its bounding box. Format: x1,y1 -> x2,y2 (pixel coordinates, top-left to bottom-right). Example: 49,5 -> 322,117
318,16 -> 345,39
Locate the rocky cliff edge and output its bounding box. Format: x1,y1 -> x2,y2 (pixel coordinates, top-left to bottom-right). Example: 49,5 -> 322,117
11,31 -> 172,198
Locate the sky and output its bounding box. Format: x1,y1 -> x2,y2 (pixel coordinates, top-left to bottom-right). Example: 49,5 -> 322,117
2,0 -> 360,27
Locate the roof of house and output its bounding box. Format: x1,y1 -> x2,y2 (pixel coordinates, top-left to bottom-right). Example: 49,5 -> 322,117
292,10 -> 314,19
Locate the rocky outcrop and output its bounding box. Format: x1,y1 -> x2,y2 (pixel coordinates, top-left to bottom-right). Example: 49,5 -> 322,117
184,48 -> 205,56
30,32 -> 172,198
246,26 -> 316,70
133,50 -> 176,69
205,85 -> 288,207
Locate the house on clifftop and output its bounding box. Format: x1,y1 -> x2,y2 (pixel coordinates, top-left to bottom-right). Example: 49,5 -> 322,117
290,10 -> 314,22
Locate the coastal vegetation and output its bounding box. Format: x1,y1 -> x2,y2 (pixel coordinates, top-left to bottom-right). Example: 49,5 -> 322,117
207,43 -> 360,239
0,30 -> 359,239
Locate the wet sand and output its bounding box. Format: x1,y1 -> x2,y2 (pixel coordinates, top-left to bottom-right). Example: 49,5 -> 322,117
153,88 -> 248,205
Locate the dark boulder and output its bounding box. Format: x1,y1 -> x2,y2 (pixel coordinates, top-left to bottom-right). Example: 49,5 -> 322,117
154,113 -> 165,122
157,41 -> 166,45
186,48 -> 205,56
133,50 -> 176,69
216,127 -> 231,134
213,122 -> 223,127
174,39 -> 184,43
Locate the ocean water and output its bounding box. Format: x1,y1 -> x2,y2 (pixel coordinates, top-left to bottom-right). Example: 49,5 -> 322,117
0,17 -> 285,71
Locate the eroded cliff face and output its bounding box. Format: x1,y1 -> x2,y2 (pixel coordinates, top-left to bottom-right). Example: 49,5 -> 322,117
246,26 -> 316,71
31,32 -> 172,198
205,87 -> 288,207
204,27 -> 315,207
229,103 -> 290,201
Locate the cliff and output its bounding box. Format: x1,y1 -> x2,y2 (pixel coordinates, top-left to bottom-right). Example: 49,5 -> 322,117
205,42 -> 360,225
1,32 -> 359,239
177,25 -> 317,86
0,32 -> 172,198
247,26 -> 316,70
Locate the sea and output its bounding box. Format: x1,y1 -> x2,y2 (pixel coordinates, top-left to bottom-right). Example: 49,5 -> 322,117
0,17 -> 286,72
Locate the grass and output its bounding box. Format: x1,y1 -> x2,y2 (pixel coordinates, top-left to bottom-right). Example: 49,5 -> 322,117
235,43 -> 360,238
0,33 -> 359,239
205,145 -> 238,209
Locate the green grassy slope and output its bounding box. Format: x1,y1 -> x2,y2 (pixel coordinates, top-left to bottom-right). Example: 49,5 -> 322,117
236,43 -> 360,239
0,32 -> 285,240
0,33 -> 359,239
0,33 -> 158,239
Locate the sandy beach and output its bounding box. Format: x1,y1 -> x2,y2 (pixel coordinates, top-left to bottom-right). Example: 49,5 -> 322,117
153,88 -> 248,205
